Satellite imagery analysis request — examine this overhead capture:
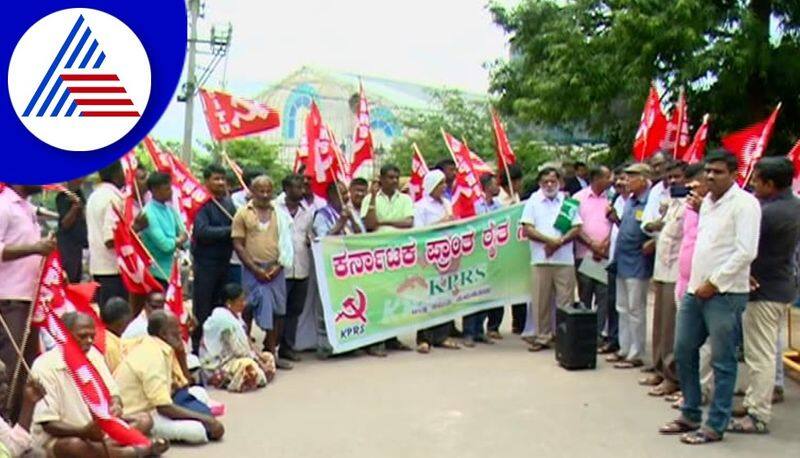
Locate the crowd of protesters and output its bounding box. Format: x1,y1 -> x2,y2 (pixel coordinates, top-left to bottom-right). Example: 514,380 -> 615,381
0,146 -> 797,455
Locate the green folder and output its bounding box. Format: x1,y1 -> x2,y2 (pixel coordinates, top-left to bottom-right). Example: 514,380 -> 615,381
554,197 -> 580,234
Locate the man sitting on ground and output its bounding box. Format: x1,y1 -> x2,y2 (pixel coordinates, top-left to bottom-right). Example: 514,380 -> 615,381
114,311 -> 224,444
31,312 -> 163,457
100,297 -> 133,373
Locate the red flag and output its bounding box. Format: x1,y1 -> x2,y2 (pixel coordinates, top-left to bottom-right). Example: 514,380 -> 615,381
683,114 -> 709,164
442,130 -> 482,219
198,88 -> 280,141
722,104 -> 781,185
785,139 -> 800,194
164,258 -> 189,343
142,137 -> 172,173
34,253 -> 150,447
632,84 -> 668,162
42,184 -> 69,193
304,102 -> 335,198
329,127 -> 352,184
32,252 -> 106,353
491,110 -> 517,170
468,149 -> 492,176
111,206 -> 164,295
410,143 -> 429,202
666,89 -> 691,159
350,83 -> 374,177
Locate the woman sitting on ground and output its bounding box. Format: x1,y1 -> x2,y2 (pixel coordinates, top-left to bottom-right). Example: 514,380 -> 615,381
200,283 -> 276,392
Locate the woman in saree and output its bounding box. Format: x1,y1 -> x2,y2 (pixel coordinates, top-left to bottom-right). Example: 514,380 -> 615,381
200,283 -> 276,392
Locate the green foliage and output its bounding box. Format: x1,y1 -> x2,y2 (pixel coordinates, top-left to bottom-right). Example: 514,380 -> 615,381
488,0 -> 800,162
197,138 -> 290,185
387,90 -> 496,174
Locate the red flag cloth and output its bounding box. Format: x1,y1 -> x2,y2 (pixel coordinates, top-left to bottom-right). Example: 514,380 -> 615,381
142,136 -> 172,173
164,258 -> 189,343
198,88 -> 280,141
491,110 -> 517,170
682,115 -> 709,164
632,84 -> 668,162
722,105 -> 781,185
32,252 -> 106,353
350,83 -> 374,177
304,102 -> 336,198
111,207 -> 164,295
786,139 -> 800,194
34,253 -> 150,447
666,90 -> 691,159
329,127 -> 352,184
410,144 -> 429,202
442,131 -> 482,219
468,149 -> 493,176
42,184 -> 69,193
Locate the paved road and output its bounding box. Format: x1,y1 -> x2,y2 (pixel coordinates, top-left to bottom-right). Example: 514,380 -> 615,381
169,328 -> 799,458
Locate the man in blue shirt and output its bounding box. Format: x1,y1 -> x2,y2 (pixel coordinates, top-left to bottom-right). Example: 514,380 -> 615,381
607,163 -> 653,369
139,172 -> 187,289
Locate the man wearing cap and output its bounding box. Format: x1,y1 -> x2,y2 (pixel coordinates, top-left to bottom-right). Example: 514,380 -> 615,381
606,163 -> 654,369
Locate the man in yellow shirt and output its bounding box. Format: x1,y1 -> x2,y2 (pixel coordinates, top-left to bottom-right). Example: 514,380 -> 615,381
99,297 -> 132,373
30,312 -> 162,457
114,311 -> 224,444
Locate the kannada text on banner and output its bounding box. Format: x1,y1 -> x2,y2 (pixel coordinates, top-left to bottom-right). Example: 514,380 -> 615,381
313,204 -> 532,353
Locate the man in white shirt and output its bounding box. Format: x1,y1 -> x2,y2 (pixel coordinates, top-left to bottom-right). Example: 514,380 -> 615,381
274,174 -> 314,366
662,150 -> 761,445
520,167 -> 582,351
640,151 -> 670,235
86,161 -> 146,309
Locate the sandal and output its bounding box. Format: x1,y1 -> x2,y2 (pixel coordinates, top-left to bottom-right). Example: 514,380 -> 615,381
605,353 -> 624,362
614,359 -> 644,369
664,392 -> 682,403
416,342 -> 431,354
649,381 -> 679,397
528,342 -> 550,352
680,428 -> 722,445
727,414 -> 769,434
438,338 -> 461,350
659,418 -> 700,435
638,375 -> 663,386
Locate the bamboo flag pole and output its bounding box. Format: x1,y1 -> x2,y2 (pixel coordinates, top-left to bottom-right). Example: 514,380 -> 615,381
672,87 -> 685,160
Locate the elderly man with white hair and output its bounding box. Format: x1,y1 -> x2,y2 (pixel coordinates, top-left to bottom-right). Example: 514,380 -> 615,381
413,169 -> 461,353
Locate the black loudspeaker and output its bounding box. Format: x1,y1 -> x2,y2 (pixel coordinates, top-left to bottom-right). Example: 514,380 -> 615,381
555,303 -> 597,370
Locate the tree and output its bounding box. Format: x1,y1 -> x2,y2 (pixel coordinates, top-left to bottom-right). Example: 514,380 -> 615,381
489,0 -> 800,162
387,90 -> 496,174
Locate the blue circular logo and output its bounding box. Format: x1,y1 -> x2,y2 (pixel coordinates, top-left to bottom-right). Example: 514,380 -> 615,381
2,1 -> 186,184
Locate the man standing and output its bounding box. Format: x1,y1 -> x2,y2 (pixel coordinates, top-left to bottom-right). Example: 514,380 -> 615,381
573,165 -> 612,345
87,161 -> 132,307
361,164 -> 414,351
312,182 -> 368,358
662,150 -> 760,445
565,161 -> 589,196
607,163 -> 653,369
434,159 -> 457,201
640,151 -> 670,232
641,161 -> 690,396
233,176 -> 294,368
275,174 -> 314,364
464,173 -> 502,346
348,178 -> 369,214
191,164 -> 236,352
599,167 -> 629,355
0,185 -> 56,423
520,167 -> 582,352
728,157 -> 800,434
55,179 -> 87,283
139,172 -> 187,290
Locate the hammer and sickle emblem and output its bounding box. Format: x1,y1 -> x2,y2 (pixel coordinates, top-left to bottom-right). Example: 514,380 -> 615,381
335,288 -> 368,324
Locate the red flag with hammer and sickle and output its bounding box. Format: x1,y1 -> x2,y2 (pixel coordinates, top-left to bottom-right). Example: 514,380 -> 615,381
198,88 -> 280,141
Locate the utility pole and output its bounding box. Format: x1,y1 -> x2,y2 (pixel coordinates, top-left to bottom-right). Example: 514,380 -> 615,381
178,0 -> 231,165
181,0 -> 200,164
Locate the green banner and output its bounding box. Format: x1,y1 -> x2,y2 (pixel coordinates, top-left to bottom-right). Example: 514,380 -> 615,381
313,204 -> 532,353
